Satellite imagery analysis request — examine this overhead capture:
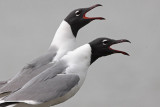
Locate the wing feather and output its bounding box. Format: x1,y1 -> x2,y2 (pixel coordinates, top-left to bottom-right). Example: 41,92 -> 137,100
3,61 -> 79,104
0,51 -> 56,94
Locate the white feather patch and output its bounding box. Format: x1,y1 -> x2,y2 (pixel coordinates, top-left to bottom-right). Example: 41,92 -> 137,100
0,100 -> 5,103
20,100 -> 40,105
7,104 -> 17,107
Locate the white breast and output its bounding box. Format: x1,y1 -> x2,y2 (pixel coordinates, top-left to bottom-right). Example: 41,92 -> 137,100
49,20 -> 76,62
51,44 -> 92,104
41,44 -> 92,106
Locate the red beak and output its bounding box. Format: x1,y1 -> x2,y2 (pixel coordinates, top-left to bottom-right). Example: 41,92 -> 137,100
83,4 -> 105,20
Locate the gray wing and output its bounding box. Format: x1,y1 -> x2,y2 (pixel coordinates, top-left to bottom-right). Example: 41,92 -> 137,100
0,81 -> 7,88
4,61 -> 80,104
0,81 -> 8,98
0,50 -> 56,94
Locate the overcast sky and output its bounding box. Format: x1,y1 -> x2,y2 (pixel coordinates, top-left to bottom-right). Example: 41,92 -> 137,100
0,0 -> 160,107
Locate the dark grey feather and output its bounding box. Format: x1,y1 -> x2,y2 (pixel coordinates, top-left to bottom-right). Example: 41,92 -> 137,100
0,102 -> 18,107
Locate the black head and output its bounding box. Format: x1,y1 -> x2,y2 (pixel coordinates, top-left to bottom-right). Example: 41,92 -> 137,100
89,37 -> 131,64
64,4 -> 105,36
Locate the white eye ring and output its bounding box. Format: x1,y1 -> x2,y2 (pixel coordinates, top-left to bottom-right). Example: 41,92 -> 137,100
75,10 -> 80,16
102,40 -> 108,45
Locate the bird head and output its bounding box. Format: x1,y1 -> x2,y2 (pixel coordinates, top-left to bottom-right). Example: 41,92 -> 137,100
89,37 -> 131,64
65,4 -> 105,36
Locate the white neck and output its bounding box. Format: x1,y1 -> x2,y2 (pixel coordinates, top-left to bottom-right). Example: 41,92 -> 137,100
62,44 -> 91,84
49,20 -> 76,61
62,44 -> 92,67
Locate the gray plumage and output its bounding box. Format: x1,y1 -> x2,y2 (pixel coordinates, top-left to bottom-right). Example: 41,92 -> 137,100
0,81 -> 7,88
3,60 -> 80,104
0,49 -> 57,95
0,81 -> 8,98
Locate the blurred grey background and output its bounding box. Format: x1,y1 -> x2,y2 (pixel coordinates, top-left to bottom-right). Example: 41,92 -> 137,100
0,0 -> 160,107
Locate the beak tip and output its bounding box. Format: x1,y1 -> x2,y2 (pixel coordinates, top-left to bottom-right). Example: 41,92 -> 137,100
100,18 -> 106,20
96,4 -> 103,7
126,40 -> 131,43
128,41 -> 131,43
120,51 -> 130,56
122,39 -> 131,43
124,53 -> 130,56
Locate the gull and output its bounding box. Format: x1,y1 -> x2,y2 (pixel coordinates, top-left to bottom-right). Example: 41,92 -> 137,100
0,4 -> 104,98
0,37 -> 130,107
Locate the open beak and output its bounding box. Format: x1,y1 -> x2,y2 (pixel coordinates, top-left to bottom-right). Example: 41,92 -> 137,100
83,4 -> 105,20
109,39 -> 131,56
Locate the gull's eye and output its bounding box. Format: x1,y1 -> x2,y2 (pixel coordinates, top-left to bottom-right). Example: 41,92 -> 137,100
75,10 -> 81,16
102,40 -> 108,45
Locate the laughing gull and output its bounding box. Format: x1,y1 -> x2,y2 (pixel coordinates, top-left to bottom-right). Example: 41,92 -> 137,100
0,4 -> 105,97
0,37 -> 130,107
